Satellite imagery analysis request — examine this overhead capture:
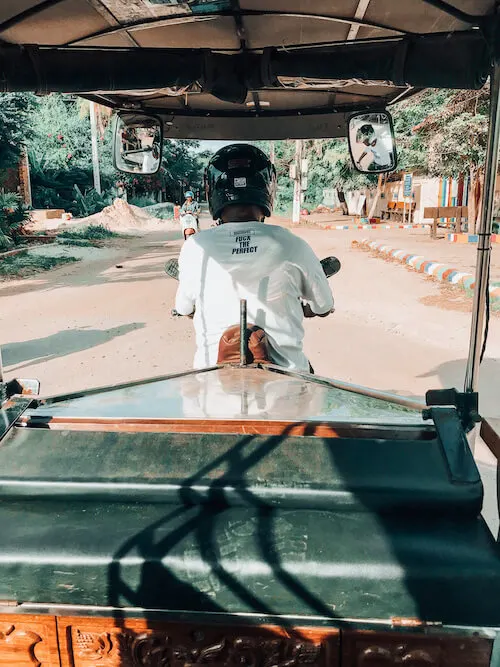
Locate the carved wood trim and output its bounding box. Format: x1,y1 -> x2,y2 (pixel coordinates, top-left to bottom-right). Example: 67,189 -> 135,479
58,617 -> 340,667
0,614 -> 493,666
341,629 -> 492,666
0,614 -> 60,666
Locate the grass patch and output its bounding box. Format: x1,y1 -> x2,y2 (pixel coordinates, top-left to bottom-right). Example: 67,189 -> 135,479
0,253 -> 80,279
58,224 -> 119,240
57,237 -> 97,248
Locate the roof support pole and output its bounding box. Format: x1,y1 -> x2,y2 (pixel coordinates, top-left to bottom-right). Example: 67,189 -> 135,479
464,60 -> 500,393
292,139 -> 303,224
346,0 -> 371,41
89,101 -> 101,195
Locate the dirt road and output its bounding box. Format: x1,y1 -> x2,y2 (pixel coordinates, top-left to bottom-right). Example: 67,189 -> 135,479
1,221 -> 499,417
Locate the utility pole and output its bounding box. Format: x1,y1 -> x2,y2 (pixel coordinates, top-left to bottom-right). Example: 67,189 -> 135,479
19,146 -> 32,207
292,139 -> 303,224
89,101 -> 101,195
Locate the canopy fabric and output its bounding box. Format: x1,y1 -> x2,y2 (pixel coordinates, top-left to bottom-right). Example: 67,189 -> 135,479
0,1 -> 495,138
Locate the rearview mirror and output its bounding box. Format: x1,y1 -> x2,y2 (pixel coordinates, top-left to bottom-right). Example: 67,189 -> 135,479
113,112 -> 163,174
348,111 -> 397,174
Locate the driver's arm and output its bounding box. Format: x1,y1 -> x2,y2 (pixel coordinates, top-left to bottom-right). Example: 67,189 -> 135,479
299,243 -> 335,318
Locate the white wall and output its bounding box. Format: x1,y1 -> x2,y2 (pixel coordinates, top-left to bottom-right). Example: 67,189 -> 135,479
413,177 -> 440,224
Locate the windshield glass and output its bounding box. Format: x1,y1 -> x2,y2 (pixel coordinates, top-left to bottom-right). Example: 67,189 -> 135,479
28,367 -> 424,425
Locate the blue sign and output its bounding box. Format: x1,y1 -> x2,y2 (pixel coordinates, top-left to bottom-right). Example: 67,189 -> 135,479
403,173 -> 413,198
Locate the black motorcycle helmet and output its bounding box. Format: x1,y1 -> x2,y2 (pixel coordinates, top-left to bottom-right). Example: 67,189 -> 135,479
205,143 -> 277,220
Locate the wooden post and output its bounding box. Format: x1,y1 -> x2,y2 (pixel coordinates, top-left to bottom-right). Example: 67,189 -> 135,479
18,146 -> 32,207
431,218 -> 438,238
89,101 -> 102,195
292,139 -> 302,224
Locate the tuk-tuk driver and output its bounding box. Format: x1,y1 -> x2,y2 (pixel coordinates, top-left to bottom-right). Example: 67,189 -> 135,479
356,124 -> 392,170
174,144 -> 334,371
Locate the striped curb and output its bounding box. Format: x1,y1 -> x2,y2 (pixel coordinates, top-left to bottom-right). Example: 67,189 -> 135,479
353,238 -> 500,305
448,233 -> 500,243
0,247 -> 30,259
306,223 -> 430,230
0,243 -> 58,260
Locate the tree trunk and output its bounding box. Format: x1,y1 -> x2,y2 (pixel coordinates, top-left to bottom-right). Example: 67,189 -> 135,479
337,190 -> 348,215
475,171 -> 484,233
468,168 -> 482,234
368,174 -> 384,220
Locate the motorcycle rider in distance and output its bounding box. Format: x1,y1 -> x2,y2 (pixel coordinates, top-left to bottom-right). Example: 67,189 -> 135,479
180,190 -> 200,240
174,143 -> 334,371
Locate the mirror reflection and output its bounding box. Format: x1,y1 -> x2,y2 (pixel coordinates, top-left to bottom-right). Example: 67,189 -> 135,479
114,113 -> 162,174
348,112 -> 397,174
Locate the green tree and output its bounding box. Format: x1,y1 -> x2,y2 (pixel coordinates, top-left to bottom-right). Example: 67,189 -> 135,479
29,95 -> 93,171
391,88 -> 453,173
412,87 -> 489,231
0,93 -> 37,174
26,95 -> 209,212
305,139 -> 376,210
258,138 -> 376,214
162,139 -> 206,202
255,140 -> 295,214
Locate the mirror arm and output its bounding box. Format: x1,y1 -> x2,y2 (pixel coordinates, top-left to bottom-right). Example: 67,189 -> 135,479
122,147 -> 153,155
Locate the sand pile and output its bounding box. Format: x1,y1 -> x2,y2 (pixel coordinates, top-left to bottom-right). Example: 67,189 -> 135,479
72,198 -> 177,232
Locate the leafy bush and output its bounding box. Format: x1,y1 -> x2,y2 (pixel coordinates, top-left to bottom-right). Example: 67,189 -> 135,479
0,192 -> 31,249
0,93 -> 37,171
144,202 -> 174,219
128,195 -> 157,208
72,185 -> 113,217
58,224 -> 118,240
0,232 -> 12,251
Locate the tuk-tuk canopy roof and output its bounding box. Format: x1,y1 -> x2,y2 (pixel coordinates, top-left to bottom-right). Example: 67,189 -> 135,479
0,1 -> 495,139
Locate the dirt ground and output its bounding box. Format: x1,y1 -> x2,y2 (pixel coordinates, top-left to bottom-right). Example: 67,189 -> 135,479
1,215 -> 499,418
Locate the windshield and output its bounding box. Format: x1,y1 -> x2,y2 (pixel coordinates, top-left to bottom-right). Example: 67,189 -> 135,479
0,94 -> 498,425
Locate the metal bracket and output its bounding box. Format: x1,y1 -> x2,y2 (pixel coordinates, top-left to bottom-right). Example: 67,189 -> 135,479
490,632 -> 500,667
424,406 -> 480,484
424,388 -> 480,431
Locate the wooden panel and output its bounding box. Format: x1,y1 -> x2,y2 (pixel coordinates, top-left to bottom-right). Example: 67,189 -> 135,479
424,206 -> 468,219
481,418 -> 500,460
0,614 -> 60,666
424,207 -> 439,219
59,617 -> 339,667
22,417 -> 433,440
342,629 -> 492,666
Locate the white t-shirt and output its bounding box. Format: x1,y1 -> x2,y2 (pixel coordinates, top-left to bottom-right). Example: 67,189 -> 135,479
175,222 -> 334,370
367,142 -> 392,167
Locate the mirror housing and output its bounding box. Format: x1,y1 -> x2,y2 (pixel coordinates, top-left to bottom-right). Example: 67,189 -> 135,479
348,111 -> 397,174
113,112 -> 163,175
